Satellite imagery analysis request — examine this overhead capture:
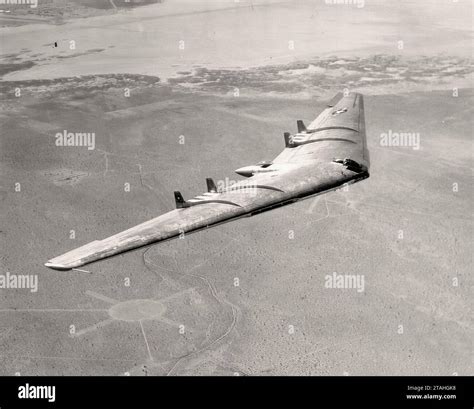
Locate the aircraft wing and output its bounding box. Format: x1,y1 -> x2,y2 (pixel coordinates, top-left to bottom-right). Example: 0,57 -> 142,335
45,92 -> 370,270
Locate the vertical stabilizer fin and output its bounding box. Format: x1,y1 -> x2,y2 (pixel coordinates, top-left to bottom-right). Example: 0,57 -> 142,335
297,120 -> 306,133
206,178 -> 217,193
174,191 -> 187,209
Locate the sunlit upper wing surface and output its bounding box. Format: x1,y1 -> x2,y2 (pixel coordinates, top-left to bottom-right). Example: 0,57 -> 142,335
45,92 -> 370,270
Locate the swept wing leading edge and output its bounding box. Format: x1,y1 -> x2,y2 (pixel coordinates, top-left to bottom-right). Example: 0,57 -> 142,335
45,92 -> 370,270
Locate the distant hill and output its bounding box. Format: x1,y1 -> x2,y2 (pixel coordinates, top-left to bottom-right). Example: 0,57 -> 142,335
0,0 -> 164,23
71,0 -> 163,9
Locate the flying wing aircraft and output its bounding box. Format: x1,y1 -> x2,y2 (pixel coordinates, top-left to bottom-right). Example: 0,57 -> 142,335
45,92 -> 370,270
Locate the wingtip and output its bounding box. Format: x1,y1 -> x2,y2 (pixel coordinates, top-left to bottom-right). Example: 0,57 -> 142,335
44,261 -> 71,271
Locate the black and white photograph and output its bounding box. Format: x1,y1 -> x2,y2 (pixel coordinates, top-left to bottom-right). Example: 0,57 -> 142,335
0,0 -> 472,408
